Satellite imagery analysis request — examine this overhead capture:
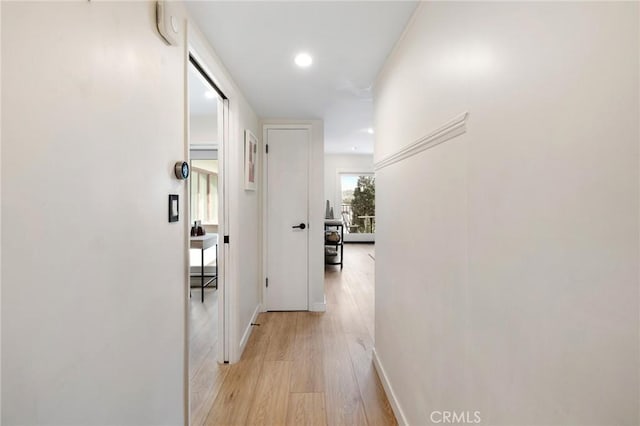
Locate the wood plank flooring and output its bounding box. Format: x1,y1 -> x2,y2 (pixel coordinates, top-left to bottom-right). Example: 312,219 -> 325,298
189,287 -> 229,426
190,243 -> 396,426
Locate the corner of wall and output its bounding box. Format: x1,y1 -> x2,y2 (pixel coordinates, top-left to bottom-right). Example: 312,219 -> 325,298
310,120 -> 325,311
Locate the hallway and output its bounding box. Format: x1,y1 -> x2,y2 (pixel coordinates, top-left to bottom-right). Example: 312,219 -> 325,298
192,244 -> 396,426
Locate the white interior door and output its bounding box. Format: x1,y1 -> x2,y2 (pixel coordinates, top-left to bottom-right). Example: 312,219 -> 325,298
266,128 -> 309,311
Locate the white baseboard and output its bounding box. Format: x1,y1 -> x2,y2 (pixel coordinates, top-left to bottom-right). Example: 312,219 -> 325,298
239,303 -> 262,353
372,348 -> 409,426
309,297 -> 326,312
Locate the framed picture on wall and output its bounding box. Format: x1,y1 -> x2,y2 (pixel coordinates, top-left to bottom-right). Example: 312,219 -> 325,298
244,130 -> 258,191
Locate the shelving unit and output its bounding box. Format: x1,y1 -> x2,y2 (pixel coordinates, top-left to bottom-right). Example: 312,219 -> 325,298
324,220 -> 344,269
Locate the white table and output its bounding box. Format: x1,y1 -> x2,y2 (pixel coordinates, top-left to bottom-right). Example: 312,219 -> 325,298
190,234 -> 218,302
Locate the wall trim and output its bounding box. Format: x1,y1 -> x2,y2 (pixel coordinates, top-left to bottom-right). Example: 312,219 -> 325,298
239,303 -> 262,353
309,296 -> 326,312
374,112 -> 469,171
373,348 -> 409,426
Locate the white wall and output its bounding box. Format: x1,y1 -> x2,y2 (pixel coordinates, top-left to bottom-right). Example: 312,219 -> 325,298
2,2 -> 189,424
234,123 -> 261,354
324,153 -> 374,217
374,3 -> 639,425
191,159 -> 219,175
187,22 -> 261,362
190,114 -> 218,146
262,119 -> 325,312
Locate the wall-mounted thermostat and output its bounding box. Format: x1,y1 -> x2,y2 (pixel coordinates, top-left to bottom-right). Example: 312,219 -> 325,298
174,161 -> 190,180
156,1 -> 179,46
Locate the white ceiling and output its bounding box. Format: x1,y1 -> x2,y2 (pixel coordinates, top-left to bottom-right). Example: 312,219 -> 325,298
184,1 -> 418,154
188,63 -> 219,116
188,64 -> 219,146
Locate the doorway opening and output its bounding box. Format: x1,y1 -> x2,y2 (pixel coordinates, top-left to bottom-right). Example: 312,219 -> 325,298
187,54 -> 229,423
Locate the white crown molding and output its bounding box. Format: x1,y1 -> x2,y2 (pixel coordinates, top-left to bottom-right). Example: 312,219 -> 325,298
374,112 -> 469,171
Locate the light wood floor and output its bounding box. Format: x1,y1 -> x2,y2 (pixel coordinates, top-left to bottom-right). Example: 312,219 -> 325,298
189,285 -> 221,426
190,243 -> 396,426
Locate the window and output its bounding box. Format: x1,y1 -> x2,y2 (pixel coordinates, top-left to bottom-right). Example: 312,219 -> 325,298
190,159 -> 218,225
340,174 -> 375,234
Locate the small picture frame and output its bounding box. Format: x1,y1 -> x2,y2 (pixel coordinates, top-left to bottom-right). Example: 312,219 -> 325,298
244,130 -> 258,191
168,194 -> 179,223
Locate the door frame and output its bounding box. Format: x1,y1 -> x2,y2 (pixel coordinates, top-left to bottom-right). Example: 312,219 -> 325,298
184,45 -> 231,426
262,124 -> 313,311
186,51 -> 229,363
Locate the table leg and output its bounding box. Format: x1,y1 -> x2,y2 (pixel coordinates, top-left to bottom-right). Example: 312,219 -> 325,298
201,247 -> 205,303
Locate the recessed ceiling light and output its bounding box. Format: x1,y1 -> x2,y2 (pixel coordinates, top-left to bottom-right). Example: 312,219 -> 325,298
294,52 -> 313,68
205,91 -> 215,99
367,128 -> 374,134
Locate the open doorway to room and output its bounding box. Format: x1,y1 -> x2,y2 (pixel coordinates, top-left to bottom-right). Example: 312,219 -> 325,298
189,157 -> 218,299
187,55 -> 229,425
